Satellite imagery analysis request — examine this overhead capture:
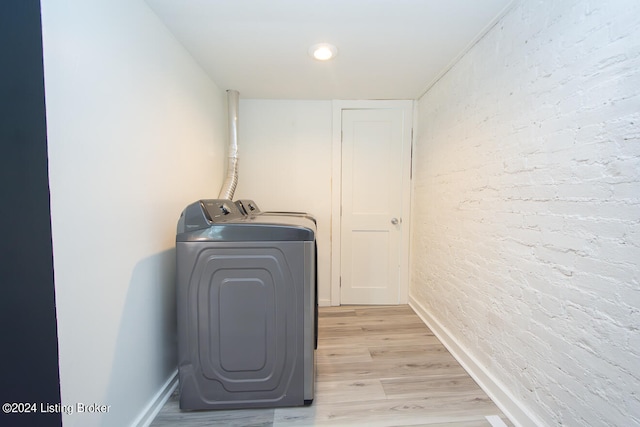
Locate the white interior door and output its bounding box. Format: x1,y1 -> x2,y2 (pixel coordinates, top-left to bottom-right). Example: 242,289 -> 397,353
340,107 -> 411,305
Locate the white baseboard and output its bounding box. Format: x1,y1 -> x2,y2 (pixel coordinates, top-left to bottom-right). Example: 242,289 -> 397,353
318,298 -> 332,307
409,295 -> 542,427
132,370 -> 178,427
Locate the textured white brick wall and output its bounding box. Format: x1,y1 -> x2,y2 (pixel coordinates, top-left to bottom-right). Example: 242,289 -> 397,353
410,0 -> 640,425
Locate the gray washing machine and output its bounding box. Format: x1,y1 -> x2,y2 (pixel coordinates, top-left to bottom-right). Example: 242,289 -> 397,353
176,199 -> 316,410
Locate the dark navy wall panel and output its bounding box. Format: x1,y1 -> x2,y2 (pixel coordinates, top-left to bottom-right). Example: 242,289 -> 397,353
0,1 -> 62,426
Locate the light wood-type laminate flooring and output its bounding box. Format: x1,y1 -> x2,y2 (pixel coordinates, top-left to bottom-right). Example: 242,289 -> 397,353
150,305 -> 513,427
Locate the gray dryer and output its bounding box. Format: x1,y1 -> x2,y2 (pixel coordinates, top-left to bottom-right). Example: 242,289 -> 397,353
176,199 -> 316,410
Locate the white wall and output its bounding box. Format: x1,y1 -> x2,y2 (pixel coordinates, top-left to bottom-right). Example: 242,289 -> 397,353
234,100 -> 333,305
41,1 -> 228,425
411,0 -> 640,426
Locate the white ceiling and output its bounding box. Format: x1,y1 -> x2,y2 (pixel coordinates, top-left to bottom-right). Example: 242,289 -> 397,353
146,0 -> 514,100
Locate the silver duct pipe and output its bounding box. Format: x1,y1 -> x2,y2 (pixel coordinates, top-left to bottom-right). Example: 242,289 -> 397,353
218,90 -> 240,200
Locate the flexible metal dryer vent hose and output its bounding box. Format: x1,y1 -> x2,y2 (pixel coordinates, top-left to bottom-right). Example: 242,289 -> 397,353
218,89 -> 240,200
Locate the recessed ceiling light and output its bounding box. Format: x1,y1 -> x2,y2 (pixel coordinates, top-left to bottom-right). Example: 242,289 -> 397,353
309,43 -> 338,61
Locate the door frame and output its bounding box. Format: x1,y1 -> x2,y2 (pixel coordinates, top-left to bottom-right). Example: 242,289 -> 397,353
331,100 -> 414,306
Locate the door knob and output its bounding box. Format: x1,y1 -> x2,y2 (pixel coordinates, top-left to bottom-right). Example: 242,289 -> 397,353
391,217 -> 399,225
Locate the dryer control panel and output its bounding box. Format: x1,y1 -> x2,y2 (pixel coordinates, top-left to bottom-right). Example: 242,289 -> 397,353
201,199 -> 243,222
177,199 -> 243,234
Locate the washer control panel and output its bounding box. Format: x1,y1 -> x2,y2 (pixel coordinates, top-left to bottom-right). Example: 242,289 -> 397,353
234,199 -> 261,216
